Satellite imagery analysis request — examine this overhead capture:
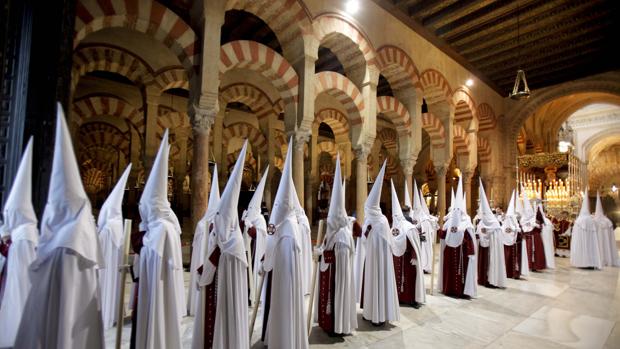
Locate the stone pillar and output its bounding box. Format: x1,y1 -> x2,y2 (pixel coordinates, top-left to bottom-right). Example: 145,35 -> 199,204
190,108 -> 215,231
174,128 -> 190,209
435,165 -> 448,222
355,146 -> 370,223
401,158 -> 415,203
143,86 -> 161,170
293,131 -> 310,207
462,170 -> 474,215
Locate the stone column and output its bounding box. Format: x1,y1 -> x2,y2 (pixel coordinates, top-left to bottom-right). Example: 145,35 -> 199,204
355,146 -> 370,223
174,128 -> 190,209
143,86 -> 161,171
401,158 -> 414,203
293,130 -> 310,207
435,165 -> 448,222
190,107 -> 215,231
462,170 -> 475,215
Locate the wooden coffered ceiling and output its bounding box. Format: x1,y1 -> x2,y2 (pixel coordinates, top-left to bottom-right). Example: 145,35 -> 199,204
373,0 -> 619,96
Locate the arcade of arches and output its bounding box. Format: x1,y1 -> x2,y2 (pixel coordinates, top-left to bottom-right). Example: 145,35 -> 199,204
47,0 -> 620,233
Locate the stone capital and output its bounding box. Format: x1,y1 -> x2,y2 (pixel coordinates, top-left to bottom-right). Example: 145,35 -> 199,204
354,144 -> 371,161
191,104 -> 216,134
462,170 -> 475,183
293,129 -> 311,151
400,155 -> 417,176
434,165 -> 448,177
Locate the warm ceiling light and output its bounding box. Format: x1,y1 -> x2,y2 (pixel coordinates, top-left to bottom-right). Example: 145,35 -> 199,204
345,0 -> 359,14
612,184 -> 618,193
466,79 -> 474,87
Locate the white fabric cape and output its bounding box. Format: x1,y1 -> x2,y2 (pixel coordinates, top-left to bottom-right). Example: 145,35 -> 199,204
97,223 -> 123,330
437,215 -> 478,298
297,209 -> 313,295
355,214 -> 400,322
244,213 -> 267,296
14,249 -> 104,348
570,216 -> 603,269
0,224 -> 38,347
596,216 -> 619,267
539,209 -> 556,269
262,217 -> 309,348
392,219 -> 426,303
135,219 -> 185,349
477,225 -> 507,288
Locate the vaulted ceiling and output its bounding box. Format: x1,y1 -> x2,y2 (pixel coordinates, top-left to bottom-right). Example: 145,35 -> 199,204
374,0 -> 619,95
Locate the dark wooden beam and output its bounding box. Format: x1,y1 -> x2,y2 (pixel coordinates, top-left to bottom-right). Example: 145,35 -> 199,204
422,0 -> 495,29
370,0 -> 504,96
462,7 -> 612,62
408,0 -> 449,19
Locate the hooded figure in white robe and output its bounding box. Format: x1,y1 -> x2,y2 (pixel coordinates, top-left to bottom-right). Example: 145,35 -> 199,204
188,164 -> 219,316
260,137 -> 309,348
594,192 -> 619,267
391,180 -> 425,305
412,180 -> 437,273
15,105 -> 105,348
315,154 -> 357,335
570,189 -> 602,269
354,161 -> 400,324
502,190 -> 528,279
536,203 -> 556,269
242,166 -> 269,296
193,141 -> 249,349
97,163 -> 131,329
135,129 -> 186,348
476,179 -> 507,288
0,138 -> 39,347
437,176 -> 478,298
295,194 -> 313,295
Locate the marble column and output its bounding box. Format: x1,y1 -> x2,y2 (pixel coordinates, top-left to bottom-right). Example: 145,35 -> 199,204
143,86 -> 161,171
435,165 -> 448,222
401,157 -> 416,203
190,108 -> 215,231
174,129 -> 190,210
293,131 -> 310,208
355,146 -> 370,224
462,170 -> 474,215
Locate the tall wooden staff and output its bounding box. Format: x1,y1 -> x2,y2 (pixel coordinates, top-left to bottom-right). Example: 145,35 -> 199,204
429,235 -> 438,295
115,219 -> 132,349
249,269 -> 265,340
306,219 -> 325,336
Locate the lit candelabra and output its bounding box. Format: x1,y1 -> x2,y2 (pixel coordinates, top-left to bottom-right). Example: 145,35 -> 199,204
545,179 -> 571,212
518,172 -> 543,200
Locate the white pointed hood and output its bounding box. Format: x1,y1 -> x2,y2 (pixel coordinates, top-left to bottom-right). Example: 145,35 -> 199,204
594,191 -> 606,220
519,186 -> 536,231
412,179 -> 424,220
443,206 -> 465,248
506,190 -> 516,217
213,140 -> 248,262
242,165 -> 268,227
1,137 -> 38,242
37,103 -> 102,265
270,137 -> 299,229
578,188 -> 591,219
455,176 -> 465,212
390,179 -> 406,223
404,180 -> 412,211
205,164 -> 221,224
365,160 -> 387,220
450,188 -> 456,211
326,154 -> 349,241
477,178 -> 500,230
97,164 -> 132,247
139,129 -> 181,234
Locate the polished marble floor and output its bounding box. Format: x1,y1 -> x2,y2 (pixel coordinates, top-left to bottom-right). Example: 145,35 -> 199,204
105,255 -> 620,348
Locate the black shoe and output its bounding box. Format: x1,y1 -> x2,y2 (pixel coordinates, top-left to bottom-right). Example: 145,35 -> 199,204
371,321 -> 385,327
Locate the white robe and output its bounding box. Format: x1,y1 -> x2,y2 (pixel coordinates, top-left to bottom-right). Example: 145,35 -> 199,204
541,219 -> 556,269
570,216 -> 603,269
262,218 -> 308,349
437,218 -> 478,298
356,215 -> 400,323
392,221 -> 426,303
188,218 -> 208,316
595,216 -> 619,267
0,224 -> 38,347
319,219 -> 358,334
478,226 -> 507,288
298,213 -> 313,295
14,248 -> 104,348
418,220 -> 436,273
244,214 -> 267,295
135,220 -> 185,349
97,223 -> 123,329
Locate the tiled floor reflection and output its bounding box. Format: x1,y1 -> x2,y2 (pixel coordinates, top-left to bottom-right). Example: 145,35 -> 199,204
105,256 -> 620,348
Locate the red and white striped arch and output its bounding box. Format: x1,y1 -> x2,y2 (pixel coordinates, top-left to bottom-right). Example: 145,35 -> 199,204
225,0 -> 312,54
152,67 -> 189,92
314,71 -> 365,127
72,96 -> 144,134
317,141 -> 338,158
477,136 -> 492,163
156,109 -> 190,139
314,108 -> 350,138
421,112 -> 446,147
420,69 -> 453,106
452,88 -> 477,123
72,45 -> 153,92
477,103 -> 497,131
222,122 -> 269,155
313,14 -> 378,70
77,121 -> 131,161
220,40 -> 299,108
453,124 -> 470,155
376,45 -> 422,92
74,0 -> 198,72
377,128 -> 399,153
220,83 -> 275,120
376,96 -> 411,136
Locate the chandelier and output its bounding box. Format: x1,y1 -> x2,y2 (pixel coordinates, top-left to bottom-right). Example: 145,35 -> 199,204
509,1 -> 530,100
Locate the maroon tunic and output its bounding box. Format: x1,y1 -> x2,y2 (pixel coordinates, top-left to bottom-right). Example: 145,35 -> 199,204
0,239 -> 10,308
393,239 -> 418,305
440,229 -> 475,298
202,246 -> 221,349
477,244 -> 490,286
529,228 -> 546,271
317,250 -> 336,334
504,231 -> 522,279
523,231 -> 535,269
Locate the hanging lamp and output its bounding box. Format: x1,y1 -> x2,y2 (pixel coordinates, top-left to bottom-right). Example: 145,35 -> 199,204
509,1 -> 530,100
